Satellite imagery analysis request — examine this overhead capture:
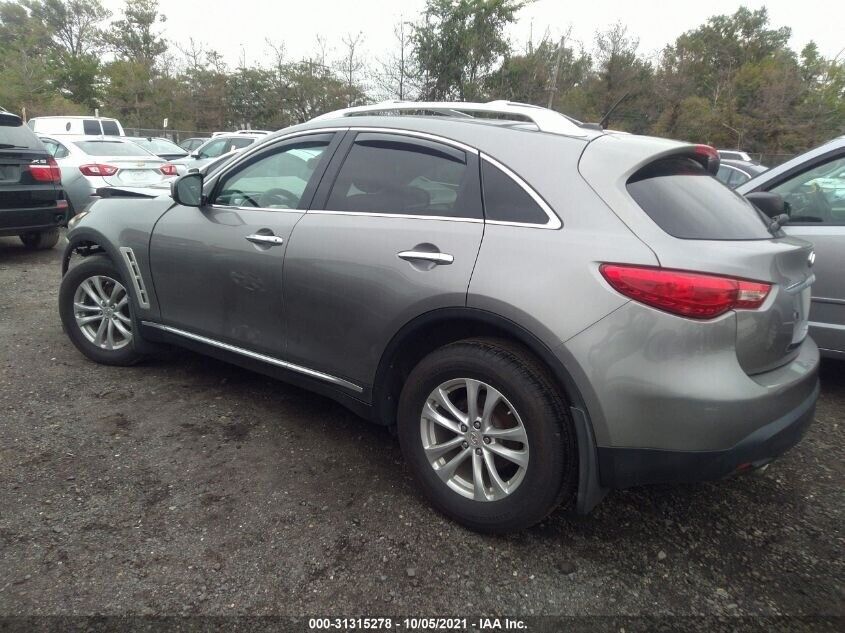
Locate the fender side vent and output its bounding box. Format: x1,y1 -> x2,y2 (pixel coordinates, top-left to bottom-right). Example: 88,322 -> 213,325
119,247 -> 151,309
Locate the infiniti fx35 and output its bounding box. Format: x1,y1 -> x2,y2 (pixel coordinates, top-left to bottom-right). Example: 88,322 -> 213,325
58,103 -> 819,532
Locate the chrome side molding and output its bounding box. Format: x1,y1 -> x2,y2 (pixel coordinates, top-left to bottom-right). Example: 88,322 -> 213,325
140,321 -> 364,393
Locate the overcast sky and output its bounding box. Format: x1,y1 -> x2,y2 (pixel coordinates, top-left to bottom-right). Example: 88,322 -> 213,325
102,0 -> 844,68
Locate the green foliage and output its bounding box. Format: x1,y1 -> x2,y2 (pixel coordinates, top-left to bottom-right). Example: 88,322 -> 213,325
0,0 -> 842,156
412,0 -> 526,100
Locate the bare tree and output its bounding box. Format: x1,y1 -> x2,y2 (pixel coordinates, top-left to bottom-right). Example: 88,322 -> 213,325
373,19 -> 419,101
337,31 -> 366,106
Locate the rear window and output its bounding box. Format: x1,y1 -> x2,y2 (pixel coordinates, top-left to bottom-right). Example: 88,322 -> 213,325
101,120 -> 120,136
83,119 -> 101,135
74,140 -> 153,157
627,157 -> 771,240
130,137 -> 186,155
0,118 -> 43,150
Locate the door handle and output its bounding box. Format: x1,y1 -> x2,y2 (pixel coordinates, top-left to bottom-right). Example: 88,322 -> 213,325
245,234 -> 285,246
397,250 -> 454,265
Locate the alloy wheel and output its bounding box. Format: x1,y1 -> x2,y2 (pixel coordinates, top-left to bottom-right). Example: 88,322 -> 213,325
72,275 -> 133,351
420,378 -> 529,501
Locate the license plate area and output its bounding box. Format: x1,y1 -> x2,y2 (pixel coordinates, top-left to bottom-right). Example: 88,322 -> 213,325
0,165 -> 21,183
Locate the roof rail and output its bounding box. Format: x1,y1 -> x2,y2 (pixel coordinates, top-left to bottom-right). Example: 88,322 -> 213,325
311,100 -> 592,136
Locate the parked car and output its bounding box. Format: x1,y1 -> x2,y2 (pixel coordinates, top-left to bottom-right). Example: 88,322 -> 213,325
738,135 -> 845,358
178,137 -> 208,152
0,111 -> 67,249
127,136 -> 189,160
58,101 -> 819,533
169,133 -> 263,174
27,116 -> 125,137
38,135 -> 175,214
718,149 -> 756,163
716,159 -> 768,188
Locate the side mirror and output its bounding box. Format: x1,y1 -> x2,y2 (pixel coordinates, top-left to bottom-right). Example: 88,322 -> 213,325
171,172 -> 204,207
745,192 -> 786,219
190,152 -> 200,159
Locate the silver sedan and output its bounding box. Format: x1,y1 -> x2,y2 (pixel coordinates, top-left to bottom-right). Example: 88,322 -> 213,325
37,135 -> 176,214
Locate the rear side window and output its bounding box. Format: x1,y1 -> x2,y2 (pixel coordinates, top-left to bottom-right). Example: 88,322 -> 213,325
0,119 -> 43,150
101,120 -> 120,136
74,140 -> 153,157
230,137 -> 255,149
627,157 -> 771,240
326,134 -> 481,218
83,119 -> 101,135
481,160 -> 549,224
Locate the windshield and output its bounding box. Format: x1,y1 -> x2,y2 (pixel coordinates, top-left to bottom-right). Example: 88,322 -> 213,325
74,140 -> 156,157
129,137 -> 187,155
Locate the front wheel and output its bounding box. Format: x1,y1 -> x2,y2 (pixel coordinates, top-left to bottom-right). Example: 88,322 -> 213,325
58,256 -> 144,366
397,338 -> 577,533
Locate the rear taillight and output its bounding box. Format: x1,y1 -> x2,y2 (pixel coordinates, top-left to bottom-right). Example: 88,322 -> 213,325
160,163 -> 177,176
79,163 -> 119,177
28,156 -> 62,182
599,264 -> 771,319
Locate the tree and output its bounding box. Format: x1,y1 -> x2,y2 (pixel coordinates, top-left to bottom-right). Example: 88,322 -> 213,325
374,20 -> 418,101
412,0 -> 526,100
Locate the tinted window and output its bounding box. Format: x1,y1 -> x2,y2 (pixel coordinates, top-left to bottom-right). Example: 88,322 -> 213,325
82,119 -> 101,135
326,135 -> 480,218
771,155 -> 845,225
0,120 -> 43,150
213,139 -> 330,209
481,160 -> 549,224
74,140 -> 154,157
101,120 -> 120,136
627,157 -> 771,240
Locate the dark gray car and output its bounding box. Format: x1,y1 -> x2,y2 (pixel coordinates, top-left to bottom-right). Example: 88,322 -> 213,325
57,102 -> 820,532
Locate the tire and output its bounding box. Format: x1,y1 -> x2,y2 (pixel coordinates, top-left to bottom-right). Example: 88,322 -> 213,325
20,229 -> 59,250
397,338 -> 577,533
58,256 -> 144,366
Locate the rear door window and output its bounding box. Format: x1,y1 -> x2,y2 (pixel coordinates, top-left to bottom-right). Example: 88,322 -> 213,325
627,157 -> 771,240
325,133 -> 481,218
82,119 -> 101,135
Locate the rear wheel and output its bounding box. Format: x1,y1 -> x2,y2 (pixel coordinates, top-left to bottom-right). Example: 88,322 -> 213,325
20,229 -> 59,250
59,256 -> 144,366
397,338 -> 577,533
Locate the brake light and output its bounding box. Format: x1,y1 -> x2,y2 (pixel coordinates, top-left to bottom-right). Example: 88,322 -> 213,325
28,156 -> 61,182
160,163 -> 177,176
693,144 -> 720,174
79,164 -> 118,177
599,264 -> 771,319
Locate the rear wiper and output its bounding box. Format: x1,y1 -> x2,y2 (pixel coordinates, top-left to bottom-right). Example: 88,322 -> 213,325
0,143 -> 29,149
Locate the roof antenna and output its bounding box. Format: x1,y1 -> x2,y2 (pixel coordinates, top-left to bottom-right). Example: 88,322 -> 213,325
599,92 -> 631,129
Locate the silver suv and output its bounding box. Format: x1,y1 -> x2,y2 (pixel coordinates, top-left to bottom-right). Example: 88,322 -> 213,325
58,102 -> 820,532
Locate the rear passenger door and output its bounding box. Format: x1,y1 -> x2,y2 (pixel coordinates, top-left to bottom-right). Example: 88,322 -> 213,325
283,131 -> 485,392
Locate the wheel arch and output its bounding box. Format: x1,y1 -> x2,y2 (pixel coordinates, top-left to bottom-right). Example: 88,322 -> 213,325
372,307 -> 607,514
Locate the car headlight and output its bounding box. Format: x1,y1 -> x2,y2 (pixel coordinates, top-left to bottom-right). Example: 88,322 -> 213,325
67,210 -> 89,229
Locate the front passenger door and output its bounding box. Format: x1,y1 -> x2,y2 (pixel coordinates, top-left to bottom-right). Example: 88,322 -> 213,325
149,132 -> 340,356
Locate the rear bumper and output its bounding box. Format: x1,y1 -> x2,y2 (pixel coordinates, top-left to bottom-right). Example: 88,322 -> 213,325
597,379 -> 818,488
0,204 -> 69,236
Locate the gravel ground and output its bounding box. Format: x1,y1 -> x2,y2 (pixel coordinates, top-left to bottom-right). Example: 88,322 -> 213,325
0,235 -> 842,625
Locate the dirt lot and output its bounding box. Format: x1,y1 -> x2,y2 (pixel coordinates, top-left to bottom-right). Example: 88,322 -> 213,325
0,235 -> 842,624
